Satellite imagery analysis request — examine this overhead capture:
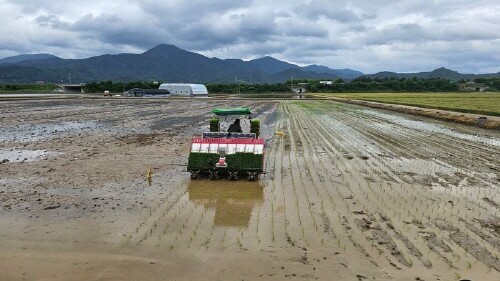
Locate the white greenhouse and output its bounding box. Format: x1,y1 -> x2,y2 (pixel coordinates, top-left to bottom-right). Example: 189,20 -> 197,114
158,83 -> 208,96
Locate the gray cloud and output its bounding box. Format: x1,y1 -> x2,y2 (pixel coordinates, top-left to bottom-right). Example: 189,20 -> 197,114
365,24 -> 431,45
0,0 -> 499,73
295,1 -> 360,23
35,15 -> 70,29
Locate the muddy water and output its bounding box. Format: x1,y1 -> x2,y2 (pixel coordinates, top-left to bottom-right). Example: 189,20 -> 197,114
0,121 -> 99,143
362,109 -> 500,146
188,180 -> 264,227
1,99 -> 499,281
0,148 -> 61,162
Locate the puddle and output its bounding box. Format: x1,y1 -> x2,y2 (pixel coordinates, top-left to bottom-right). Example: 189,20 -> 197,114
0,148 -> 61,162
0,121 -> 99,143
187,180 -> 264,227
361,109 -> 500,147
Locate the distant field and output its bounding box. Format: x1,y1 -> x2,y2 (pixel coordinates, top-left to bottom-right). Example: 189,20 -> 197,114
316,92 -> 500,116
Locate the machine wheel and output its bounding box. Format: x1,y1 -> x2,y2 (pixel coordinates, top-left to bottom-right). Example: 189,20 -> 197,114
228,171 -> 239,180
208,170 -> 220,180
247,172 -> 259,181
190,170 -> 200,179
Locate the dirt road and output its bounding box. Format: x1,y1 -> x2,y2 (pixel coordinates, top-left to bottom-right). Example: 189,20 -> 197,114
1,99 -> 499,280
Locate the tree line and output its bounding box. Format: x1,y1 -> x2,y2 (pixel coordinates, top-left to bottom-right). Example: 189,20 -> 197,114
472,77 -> 500,90
2,77 -> 500,93
208,77 -> 500,93
82,81 -> 160,93
206,83 -> 291,93
286,77 -> 460,93
80,78 -> 467,93
82,81 -> 292,93
0,83 -> 58,92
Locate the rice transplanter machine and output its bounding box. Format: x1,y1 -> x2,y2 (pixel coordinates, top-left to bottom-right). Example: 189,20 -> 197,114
187,107 -> 264,180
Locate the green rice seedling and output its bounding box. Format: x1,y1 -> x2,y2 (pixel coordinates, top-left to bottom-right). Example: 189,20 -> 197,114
209,117 -> 219,132
250,119 -> 260,137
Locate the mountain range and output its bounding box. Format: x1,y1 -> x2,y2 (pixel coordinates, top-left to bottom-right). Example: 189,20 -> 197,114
365,67 -> 500,81
0,44 -> 361,84
0,44 -> 498,84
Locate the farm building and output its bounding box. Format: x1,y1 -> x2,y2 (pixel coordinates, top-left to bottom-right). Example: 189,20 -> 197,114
123,88 -> 170,97
458,82 -> 489,92
158,83 -> 208,96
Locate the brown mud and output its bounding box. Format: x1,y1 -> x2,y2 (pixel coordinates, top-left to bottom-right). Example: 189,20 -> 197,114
1,99 -> 499,280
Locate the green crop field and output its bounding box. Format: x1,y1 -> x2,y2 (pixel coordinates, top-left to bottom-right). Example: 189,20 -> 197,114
316,92 -> 500,116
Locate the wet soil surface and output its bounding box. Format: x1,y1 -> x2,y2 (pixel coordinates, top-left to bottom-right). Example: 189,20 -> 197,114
1,99 -> 499,280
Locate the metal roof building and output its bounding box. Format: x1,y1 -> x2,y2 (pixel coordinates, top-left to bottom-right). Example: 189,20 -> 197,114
158,83 -> 208,96
123,88 -> 170,97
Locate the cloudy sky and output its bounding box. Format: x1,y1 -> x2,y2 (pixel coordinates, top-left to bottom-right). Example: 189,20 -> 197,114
1,0 -> 499,73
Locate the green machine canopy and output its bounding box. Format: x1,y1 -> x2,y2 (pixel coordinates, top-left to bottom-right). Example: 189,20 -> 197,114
212,107 -> 252,116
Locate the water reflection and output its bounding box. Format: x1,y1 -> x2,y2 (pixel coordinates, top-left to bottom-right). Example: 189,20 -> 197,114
187,180 -> 264,227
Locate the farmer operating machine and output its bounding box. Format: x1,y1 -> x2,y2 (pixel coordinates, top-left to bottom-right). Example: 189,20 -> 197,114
187,108 -> 264,180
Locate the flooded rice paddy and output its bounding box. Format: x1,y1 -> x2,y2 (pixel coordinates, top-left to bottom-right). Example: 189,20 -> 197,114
0,98 -> 499,280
